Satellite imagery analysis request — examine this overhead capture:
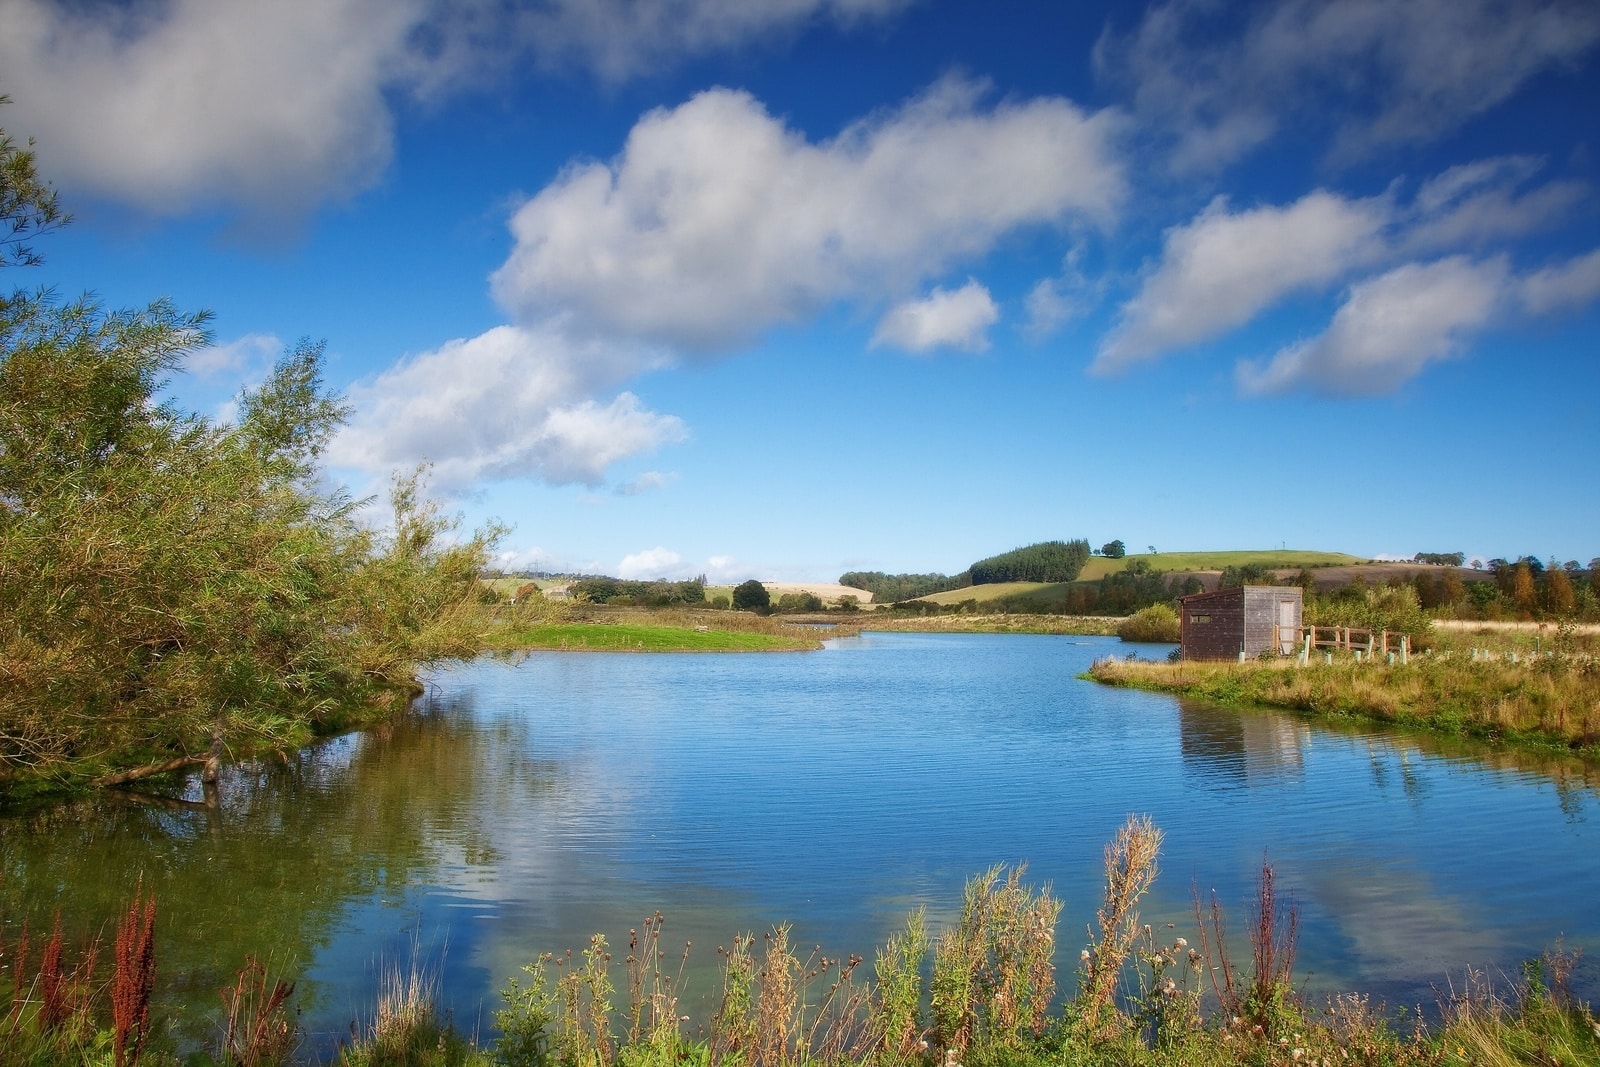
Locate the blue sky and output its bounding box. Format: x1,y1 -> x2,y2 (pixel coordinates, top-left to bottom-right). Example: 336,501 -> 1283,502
4,0 -> 1598,581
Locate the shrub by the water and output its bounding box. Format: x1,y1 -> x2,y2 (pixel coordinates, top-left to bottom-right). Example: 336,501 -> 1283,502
1117,604 -> 1181,643
731,580 -> 771,613
0,112 -> 504,798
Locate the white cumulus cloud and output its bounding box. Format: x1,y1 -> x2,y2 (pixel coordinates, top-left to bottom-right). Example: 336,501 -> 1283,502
0,0 -> 919,225
1235,256 -> 1509,396
616,547 -> 685,580
0,0 -> 429,225
328,324 -> 685,491
871,280 -> 998,353
491,77 -> 1123,351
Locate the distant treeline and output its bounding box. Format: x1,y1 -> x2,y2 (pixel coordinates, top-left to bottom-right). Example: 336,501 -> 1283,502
837,570 -> 972,602
568,576 -> 707,606
969,539 -> 1092,583
841,539 -> 1094,599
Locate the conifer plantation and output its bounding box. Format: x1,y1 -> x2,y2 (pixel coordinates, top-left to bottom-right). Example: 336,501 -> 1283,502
0,114 -> 501,800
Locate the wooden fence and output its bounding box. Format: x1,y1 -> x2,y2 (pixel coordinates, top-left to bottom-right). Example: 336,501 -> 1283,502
1274,625 -> 1412,663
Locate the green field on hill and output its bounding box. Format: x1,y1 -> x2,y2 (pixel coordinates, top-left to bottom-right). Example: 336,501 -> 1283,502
1076,549 -> 1363,581
917,581 -> 1068,607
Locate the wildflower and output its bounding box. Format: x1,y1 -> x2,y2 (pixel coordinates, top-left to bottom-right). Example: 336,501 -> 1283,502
1080,949 -> 1090,962
1174,937 -> 1187,949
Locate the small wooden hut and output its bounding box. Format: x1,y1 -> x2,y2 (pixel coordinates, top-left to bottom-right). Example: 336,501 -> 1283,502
1179,586 -> 1303,661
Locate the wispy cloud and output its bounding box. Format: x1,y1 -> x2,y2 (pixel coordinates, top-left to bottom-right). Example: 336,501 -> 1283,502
1518,247 -> 1600,316
615,471 -> 679,496
1098,0 -> 1600,173
184,332 -> 281,380
513,0 -> 918,83
1096,159 -> 1594,381
1094,190 -> 1391,373
1235,255 -> 1509,396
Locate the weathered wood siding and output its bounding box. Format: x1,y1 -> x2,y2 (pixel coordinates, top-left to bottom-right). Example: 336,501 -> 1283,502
1180,586 -> 1302,660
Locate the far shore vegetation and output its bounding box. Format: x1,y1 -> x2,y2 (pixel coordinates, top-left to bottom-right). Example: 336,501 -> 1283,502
5,815 -> 1595,1067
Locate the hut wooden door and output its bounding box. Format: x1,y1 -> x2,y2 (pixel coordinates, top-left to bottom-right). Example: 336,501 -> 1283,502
1278,599 -> 1297,653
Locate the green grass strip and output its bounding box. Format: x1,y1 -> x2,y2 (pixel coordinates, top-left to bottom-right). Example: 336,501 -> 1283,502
486,622 -> 818,652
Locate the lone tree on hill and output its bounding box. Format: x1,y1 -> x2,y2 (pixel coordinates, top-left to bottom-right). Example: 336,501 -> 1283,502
1101,540 -> 1126,559
732,579 -> 770,613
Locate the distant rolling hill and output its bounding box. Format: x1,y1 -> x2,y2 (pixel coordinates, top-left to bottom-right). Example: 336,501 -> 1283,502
914,550 -> 1372,609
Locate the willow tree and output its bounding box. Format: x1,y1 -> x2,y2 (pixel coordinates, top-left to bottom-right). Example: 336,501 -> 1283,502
0,112 -> 500,796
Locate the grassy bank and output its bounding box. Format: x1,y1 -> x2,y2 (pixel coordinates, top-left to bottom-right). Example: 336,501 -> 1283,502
5,815 -> 1594,1067
482,607 -> 850,653
1087,654 -> 1600,754
484,622 -> 820,652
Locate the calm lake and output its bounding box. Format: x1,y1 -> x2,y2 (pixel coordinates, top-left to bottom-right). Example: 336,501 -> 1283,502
3,632 -> 1597,1054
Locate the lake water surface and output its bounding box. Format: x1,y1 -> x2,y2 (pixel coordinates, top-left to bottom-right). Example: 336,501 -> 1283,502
3,632 -> 1597,1053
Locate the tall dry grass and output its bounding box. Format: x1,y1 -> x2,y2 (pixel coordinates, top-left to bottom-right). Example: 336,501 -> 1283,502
929,865 -> 1060,1058
1075,816 -> 1162,1041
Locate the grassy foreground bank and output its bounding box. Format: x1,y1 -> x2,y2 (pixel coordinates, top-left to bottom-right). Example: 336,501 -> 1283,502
4,815 -> 1594,1067
1087,654 -> 1600,754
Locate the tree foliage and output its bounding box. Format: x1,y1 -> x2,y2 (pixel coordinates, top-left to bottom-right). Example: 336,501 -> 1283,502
0,98 -> 64,271
567,576 -> 705,606
775,591 -> 823,613
968,540 -> 1091,584
838,570 -> 970,602
731,579 -> 771,612
1217,562 -> 1277,589
1100,540 -> 1126,559
0,115 -> 501,795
